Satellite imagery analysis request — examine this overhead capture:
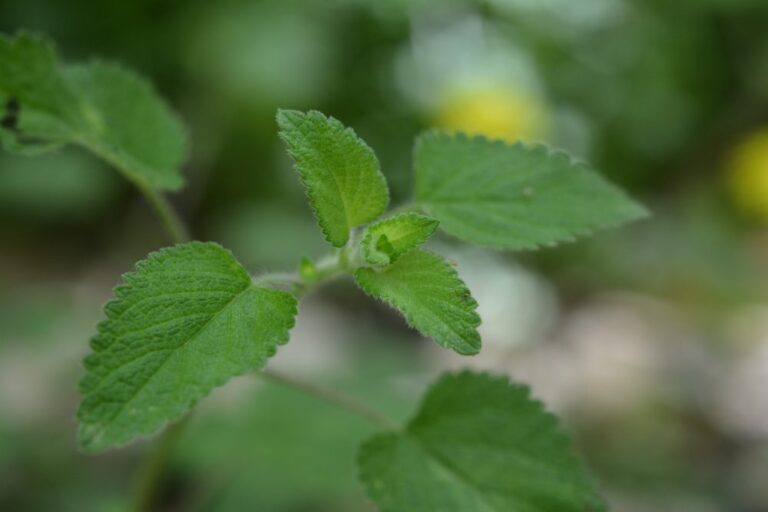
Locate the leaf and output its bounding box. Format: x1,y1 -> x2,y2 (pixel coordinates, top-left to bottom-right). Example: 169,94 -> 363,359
277,109 -> 390,247
414,131 -> 648,250
354,250 -> 480,355
0,33 -> 79,146
77,242 -> 297,452
0,32 -> 186,190
358,371 -> 605,512
360,213 -> 439,265
65,62 -> 187,190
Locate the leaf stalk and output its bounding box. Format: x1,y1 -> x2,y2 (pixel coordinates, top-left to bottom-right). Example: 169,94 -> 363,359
136,181 -> 189,244
260,369 -> 397,430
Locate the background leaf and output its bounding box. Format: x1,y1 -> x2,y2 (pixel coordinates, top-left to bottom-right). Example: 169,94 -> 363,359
277,109 -> 390,247
0,32 -> 186,190
358,370 -> 605,512
354,250 -> 480,355
77,242 -> 297,452
414,132 -> 648,250
65,62 -> 187,190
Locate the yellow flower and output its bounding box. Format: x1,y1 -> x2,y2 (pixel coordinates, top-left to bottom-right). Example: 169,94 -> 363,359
727,129 -> 768,221
433,86 -> 548,143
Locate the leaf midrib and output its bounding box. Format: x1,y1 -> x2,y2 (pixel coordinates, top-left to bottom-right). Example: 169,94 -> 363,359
369,270 -> 478,353
405,431 -> 504,512
84,282 -> 257,433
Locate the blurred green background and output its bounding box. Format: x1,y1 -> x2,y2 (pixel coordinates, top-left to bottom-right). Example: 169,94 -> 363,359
2,0 -> 768,510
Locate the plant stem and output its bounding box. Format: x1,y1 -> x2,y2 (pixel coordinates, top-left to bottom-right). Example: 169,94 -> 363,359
260,369 -> 397,430
252,248 -> 351,297
133,416 -> 190,512
136,181 -> 189,244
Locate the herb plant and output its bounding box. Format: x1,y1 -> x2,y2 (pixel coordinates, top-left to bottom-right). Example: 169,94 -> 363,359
0,32 -> 648,511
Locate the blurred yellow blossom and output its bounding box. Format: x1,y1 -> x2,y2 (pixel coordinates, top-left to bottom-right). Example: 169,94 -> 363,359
433,86 -> 548,143
727,129 -> 768,221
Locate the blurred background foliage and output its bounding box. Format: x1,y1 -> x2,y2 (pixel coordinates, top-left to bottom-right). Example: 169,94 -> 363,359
2,0 -> 768,511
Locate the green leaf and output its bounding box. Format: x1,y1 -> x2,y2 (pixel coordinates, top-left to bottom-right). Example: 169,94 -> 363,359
354,250 -> 480,355
414,132 -> 648,250
0,32 -> 186,190
277,109 -> 390,247
65,62 -> 187,190
0,33 -> 79,147
77,242 -> 297,452
360,213 -> 439,265
358,371 -> 605,512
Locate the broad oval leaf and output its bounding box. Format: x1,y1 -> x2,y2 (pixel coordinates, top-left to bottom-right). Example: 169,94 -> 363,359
354,250 -> 480,355
277,109 -> 390,247
415,131 -> 648,250
0,32 -> 187,190
360,213 -> 439,266
77,242 -> 297,452
358,371 -> 605,512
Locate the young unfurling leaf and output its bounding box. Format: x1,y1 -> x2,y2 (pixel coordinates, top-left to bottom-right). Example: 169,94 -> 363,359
77,242 -> 297,452
360,213 -> 439,266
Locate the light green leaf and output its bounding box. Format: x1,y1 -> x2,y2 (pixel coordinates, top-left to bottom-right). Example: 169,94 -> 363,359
358,371 -> 605,512
0,32 -> 186,190
415,132 -> 648,250
354,250 -> 480,355
77,242 -> 297,452
360,213 -> 439,265
277,109 -> 390,247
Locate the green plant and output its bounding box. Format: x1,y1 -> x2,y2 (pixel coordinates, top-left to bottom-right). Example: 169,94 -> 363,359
1,32 -> 648,512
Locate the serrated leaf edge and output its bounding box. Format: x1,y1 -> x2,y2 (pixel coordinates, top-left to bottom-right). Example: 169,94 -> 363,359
353,250 -> 481,355
77,241 -> 297,452
277,109 -> 390,247
357,370 -> 606,512
414,130 -> 650,252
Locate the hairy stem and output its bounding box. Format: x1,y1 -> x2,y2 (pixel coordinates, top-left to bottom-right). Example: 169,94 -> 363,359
136,181 -> 189,244
133,416 -> 190,512
260,369 -> 397,430
252,246 -> 352,296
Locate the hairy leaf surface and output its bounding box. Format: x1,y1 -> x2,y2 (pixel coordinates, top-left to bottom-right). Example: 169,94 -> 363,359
415,132 -> 648,250
354,250 -> 480,355
358,371 -> 605,512
0,32 -> 186,190
277,109 -> 389,247
78,242 -> 297,452
360,213 -> 439,265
